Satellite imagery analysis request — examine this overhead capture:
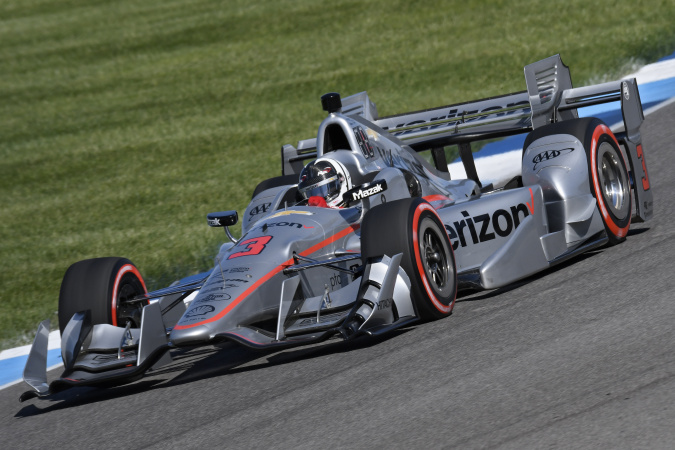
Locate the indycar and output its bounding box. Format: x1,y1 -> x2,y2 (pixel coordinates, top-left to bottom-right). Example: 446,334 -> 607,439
20,55 -> 653,401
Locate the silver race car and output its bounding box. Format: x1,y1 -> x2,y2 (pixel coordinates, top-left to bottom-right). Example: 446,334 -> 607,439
20,55 -> 653,401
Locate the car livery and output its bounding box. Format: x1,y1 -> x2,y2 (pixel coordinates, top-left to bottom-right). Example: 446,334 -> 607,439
20,55 -> 653,402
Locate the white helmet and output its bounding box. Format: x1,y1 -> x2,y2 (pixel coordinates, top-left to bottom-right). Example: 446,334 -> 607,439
298,158 -> 352,207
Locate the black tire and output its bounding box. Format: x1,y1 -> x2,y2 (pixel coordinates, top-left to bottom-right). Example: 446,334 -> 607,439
361,198 -> 457,321
524,118 -> 631,245
251,175 -> 298,199
58,257 -> 148,334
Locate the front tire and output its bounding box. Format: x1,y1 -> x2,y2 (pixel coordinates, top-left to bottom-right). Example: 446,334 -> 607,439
58,257 -> 148,334
361,198 -> 457,321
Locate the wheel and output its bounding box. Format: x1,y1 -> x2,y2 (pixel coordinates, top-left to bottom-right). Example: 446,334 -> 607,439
524,117 -> 631,245
58,257 -> 148,334
361,198 -> 457,321
587,121 -> 631,245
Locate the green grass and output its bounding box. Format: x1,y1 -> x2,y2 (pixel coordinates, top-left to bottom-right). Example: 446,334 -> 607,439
2,0 -> 675,349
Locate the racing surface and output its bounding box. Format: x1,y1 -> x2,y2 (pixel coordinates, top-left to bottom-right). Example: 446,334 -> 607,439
2,103 -> 674,448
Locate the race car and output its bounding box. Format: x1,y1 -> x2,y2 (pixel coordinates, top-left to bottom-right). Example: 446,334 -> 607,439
20,54 -> 653,401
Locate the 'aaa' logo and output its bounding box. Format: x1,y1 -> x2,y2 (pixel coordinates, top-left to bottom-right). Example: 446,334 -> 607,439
532,148 -> 574,170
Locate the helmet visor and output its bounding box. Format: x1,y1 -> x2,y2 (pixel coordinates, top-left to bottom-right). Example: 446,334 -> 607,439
298,176 -> 341,201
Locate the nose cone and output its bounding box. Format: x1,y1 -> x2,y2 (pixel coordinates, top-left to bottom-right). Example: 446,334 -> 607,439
170,325 -> 211,346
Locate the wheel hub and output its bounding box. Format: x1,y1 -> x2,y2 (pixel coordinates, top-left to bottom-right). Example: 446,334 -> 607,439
597,141 -> 629,220
423,229 -> 448,289
116,280 -> 145,327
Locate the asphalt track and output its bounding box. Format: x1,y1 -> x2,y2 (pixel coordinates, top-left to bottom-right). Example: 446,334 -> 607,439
2,103 -> 674,449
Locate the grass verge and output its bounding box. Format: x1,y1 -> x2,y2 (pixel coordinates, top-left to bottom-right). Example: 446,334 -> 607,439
2,0 -> 675,349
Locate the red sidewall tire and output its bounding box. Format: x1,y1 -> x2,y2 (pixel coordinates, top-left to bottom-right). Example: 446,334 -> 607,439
58,257 -> 147,334
587,123 -> 631,244
361,198 -> 457,321
410,203 -> 457,318
524,118 -> 631,246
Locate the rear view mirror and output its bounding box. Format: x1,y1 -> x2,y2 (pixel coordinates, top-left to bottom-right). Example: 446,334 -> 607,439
207,211 -> 239,243
206,211 -> 238,228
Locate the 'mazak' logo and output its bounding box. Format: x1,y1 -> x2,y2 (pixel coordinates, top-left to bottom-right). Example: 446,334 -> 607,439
445,189 -> 534,250
344,180 -> 388,203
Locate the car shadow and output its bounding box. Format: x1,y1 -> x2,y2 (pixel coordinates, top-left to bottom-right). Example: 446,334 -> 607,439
14,378 -> 165,418
628,226 -> 650,237
455,249 -> 602,303
161,327 -> 412,387
14,328 -> 412,417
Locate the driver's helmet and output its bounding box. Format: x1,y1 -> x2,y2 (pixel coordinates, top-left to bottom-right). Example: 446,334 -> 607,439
298,158 -> 352,207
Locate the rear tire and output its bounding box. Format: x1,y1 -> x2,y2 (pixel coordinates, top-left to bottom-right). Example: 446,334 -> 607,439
524,118 -> 631,245
586,121 -> 631,245
58,257 -> 148,334
361,198 -> 457,321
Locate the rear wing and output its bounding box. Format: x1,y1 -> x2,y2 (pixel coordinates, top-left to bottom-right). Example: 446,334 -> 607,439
281,54 -> 652,221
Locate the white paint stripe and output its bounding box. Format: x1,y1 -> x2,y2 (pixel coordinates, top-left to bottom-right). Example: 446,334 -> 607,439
643,94 -> 675,115
0,330 -> 61,360
449,149 -> 523,187
624,58 -> 675,84
0,362 -> 63,391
